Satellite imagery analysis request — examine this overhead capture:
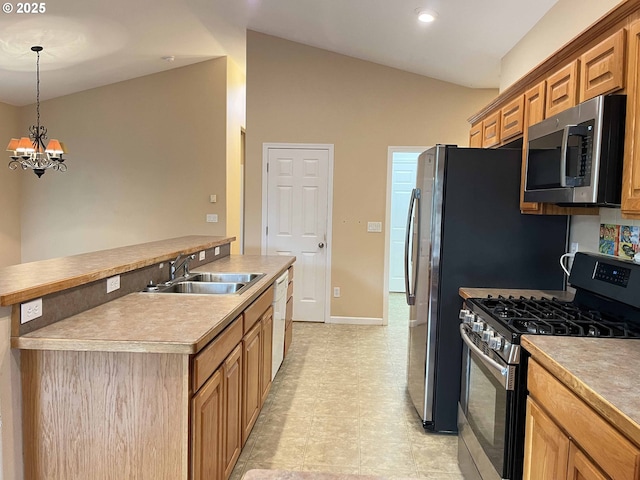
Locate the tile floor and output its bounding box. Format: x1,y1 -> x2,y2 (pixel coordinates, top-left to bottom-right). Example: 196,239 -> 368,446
231,294 -> 464,479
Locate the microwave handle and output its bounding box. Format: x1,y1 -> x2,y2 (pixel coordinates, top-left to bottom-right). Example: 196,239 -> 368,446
559,124 -> 575,187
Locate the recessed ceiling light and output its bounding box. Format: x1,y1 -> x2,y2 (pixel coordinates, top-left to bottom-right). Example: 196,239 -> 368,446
416,9 -> 437,23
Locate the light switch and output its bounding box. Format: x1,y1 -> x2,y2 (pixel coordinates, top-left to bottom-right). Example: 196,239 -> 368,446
209,194 -> 217,203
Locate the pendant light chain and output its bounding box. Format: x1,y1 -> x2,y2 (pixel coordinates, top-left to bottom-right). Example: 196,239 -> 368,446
35,47 -> 40,131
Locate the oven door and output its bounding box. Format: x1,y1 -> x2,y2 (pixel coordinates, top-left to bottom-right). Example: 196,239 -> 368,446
458,324 -> 517,480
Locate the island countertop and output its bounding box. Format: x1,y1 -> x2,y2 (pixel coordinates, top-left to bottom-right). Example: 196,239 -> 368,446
0,235 -> 236,306
11,254 -> 294,354
522,335 -> 640,448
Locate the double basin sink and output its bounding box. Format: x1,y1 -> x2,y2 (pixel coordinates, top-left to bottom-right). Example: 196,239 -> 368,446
144,272 -> 265,295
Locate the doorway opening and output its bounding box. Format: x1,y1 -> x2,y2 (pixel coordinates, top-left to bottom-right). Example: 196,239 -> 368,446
383,147 -> 427,326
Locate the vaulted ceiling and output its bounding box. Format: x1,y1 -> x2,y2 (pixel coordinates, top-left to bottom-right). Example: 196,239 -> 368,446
0,0 -> 559,106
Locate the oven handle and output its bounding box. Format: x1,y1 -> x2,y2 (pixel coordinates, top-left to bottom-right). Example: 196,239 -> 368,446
459,324 -> 508,377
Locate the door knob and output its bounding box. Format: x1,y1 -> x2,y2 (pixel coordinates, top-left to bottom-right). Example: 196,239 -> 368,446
318,242 -> 325,248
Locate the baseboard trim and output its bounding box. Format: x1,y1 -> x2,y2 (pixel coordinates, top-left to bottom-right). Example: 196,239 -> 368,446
327,316 -> 383,326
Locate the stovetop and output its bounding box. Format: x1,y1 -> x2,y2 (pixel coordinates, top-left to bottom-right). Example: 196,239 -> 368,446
469,295 -> 640,339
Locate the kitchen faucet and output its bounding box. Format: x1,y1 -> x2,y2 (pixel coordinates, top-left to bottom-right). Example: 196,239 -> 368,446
170,253 -> 196,281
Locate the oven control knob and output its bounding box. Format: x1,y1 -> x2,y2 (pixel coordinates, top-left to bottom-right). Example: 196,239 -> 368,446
482,328 -> 493,343
458,309 -> 470,320
461,312 -> 475,324
472,320 -> 485,333
490,335 -> 504,351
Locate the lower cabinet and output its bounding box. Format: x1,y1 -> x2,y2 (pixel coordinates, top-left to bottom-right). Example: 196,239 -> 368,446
523,359 -> 640,480
19,279 -> 291,480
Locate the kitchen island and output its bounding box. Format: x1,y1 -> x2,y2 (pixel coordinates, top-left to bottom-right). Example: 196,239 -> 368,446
6,236 -> 295,480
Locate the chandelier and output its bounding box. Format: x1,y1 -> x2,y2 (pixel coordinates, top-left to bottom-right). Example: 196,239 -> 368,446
6,46 -> 67,178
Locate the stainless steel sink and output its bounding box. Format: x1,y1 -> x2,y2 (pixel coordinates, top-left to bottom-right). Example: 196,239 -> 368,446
188,272 -> 265,284
154,281 -> 247,295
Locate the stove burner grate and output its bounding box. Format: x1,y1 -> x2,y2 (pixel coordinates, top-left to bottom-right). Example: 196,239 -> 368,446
472,295 -> 640,338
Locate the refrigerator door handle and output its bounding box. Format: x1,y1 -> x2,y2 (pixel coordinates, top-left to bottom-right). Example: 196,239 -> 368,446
405,188 -> 421,306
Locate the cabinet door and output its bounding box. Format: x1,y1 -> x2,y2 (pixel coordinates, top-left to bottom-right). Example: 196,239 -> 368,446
242,322 -> 261,445
482,112 -> 501,148
260,308 -> 273,407
566,444 -> 608,480
192,369 -> 224,480
469,121 -> 483,147
521,82 -> 546,213
580,29 -> 626,102
222,345 -> 242,480
523,398 -> 570,480
501,95 -> 525,142
546,60 -> 579,118
622,20 -> 640,216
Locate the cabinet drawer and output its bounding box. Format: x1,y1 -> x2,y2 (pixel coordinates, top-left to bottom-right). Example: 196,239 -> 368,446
192,316 -> 242,392
528,359 -> 640,480
244,286 -> 274,333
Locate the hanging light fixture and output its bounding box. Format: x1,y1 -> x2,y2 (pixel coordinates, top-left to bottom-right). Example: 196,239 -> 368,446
6,46 -> 67,178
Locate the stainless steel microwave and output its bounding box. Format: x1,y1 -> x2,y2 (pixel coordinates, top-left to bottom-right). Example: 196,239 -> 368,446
524,94 -> 626,206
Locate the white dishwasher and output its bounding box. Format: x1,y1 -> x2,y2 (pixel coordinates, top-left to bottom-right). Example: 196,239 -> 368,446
271,270 -> 289,379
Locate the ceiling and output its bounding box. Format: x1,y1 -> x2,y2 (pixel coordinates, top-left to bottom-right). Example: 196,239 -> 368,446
0,0 -> 559,106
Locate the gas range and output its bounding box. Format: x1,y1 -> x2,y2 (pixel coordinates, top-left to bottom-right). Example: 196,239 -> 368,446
457,251 -> 640,480
460,252 -> 640,367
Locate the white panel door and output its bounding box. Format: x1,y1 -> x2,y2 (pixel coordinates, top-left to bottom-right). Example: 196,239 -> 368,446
389,155 -> 418,292
266,147 -> 330,322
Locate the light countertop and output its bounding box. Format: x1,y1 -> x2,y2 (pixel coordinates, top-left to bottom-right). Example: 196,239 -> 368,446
0,235 -> 235,306
522,335 -> 640,447
11,254 -> 294,354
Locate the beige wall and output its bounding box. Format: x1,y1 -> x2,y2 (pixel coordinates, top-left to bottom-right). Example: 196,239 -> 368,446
19,58 -> 230,262
245,31 -> 497,319
499,0 -> 622,92
226,59 -> 246,254
0,101 -> 22,480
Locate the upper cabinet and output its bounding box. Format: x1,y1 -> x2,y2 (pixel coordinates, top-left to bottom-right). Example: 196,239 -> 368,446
465,1 -> 640,217
580,29 -> 626,102
469,121 -> 483,147
482,111 -> 501,148
622,20 -> 640,216
545,60 -> 579,118
500,96 -> 525,142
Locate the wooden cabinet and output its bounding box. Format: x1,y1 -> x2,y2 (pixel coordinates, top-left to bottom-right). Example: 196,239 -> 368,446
545,60 -> 579,118
192,369 -> 224,480
523,359 -> 640,480
469,121 -> 483,147
242,321 -> 262,445
222,345 -> 242,480
579,29 -> 626,102
260,307 -> 273,406
520,82 -> 546,213
622,20 -> 640,217
500,95 -> 525,142
482,111 -> 501,148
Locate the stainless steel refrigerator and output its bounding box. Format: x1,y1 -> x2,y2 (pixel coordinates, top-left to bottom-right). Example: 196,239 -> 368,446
404,145 -> 568,433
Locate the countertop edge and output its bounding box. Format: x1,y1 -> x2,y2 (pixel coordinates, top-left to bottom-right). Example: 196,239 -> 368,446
522,336 -> 640,448
11,257 -> 296,355
459,287 -> 572,301
0,235 -> 236,307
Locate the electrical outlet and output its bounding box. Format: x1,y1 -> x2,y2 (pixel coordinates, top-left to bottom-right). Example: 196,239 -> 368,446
106,275 -> 121,293
367,221 -> 382,233
214,246 -> 220,255
570,242 -> 579,254
333,287 -> 341,298
206,214 -> 218,223
199,250 -> 206,261
21,298 -> 42,324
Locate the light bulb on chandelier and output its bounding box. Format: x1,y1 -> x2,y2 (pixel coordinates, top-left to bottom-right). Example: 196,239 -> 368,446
6,46 -> 68,178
